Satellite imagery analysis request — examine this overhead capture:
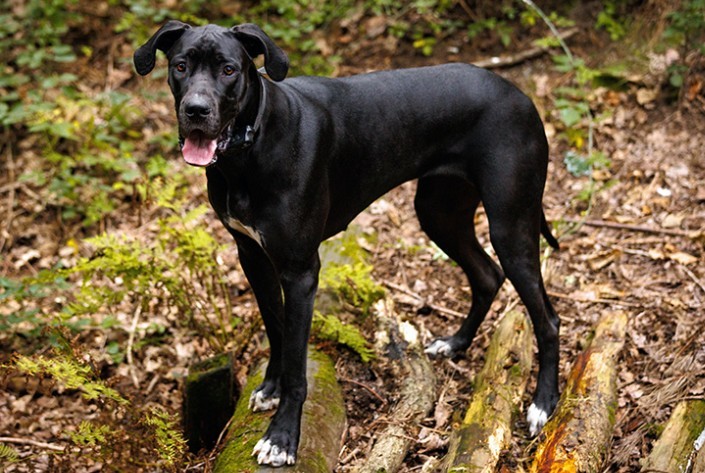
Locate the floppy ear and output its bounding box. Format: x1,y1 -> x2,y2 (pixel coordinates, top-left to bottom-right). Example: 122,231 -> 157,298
231,24 -> 289,81
134,21 -> 191,76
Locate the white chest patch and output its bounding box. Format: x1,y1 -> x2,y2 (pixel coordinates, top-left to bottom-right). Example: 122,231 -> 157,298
225,215 -> 264,247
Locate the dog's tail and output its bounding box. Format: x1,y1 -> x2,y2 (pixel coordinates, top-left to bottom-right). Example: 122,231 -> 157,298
541,211 -> 560,250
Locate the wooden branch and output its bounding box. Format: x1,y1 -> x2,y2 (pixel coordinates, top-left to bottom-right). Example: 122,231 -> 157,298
562,217 -> 697,238
214,348 -> 345,472
444,310 -> 532,473
530,311 -> 627,473
474,28 -> 578,69
641,400 -> 705,473
0,436 -> 66,452
354,298 -> 436,473
383,280 -> 466,318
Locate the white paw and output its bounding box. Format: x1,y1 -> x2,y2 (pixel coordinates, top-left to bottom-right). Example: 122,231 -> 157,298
424,339 -> 454,357
527,403 -> 549,436
252,438 -> 295,466
249,389 -> 280,412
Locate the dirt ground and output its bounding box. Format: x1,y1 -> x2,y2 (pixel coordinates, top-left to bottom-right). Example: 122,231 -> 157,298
1,5 -> 704,473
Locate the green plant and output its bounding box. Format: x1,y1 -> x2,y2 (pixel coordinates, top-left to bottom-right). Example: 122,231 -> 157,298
0,0 -> 82,127
67,202 -> 236,352
319,229 -> 385,316
596,1 -> 628,40
0,443 -> 19,465
19,92 -> 150,227
69,421 -> 116,448
15,353 -> 128,404
313,311 -> 375,362
113,0 -> 212,47
143,407 -> 188,468
8,348 -> 189,469
663,0 -> 705,89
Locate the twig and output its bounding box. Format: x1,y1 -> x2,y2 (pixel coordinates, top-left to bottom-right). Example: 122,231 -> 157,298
520,0 -> 574,61
547,290 -> 642,308
1,129 -> 16,253
0,437 -> 66,452
340,377 -> 387,405
383,280 -> 466,318
680,264 -> 705,295
126,299 -> 144,388
456,0 -> 477,21
475,27 -> 579,69
212,415 -> 235,451
562,217 -> 695,238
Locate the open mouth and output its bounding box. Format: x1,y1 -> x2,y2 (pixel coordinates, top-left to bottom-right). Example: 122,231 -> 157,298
181,130 -> 219,167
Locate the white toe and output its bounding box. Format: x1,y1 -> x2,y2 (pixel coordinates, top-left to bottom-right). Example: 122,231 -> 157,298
253,438 -> 292,466
527,403 -> 549,436
425,339 -> 453,357
249,390 -> 280,412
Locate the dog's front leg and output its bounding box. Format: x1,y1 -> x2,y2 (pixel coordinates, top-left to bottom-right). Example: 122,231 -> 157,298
236,239 -> 286,412
253,254 -> 320,467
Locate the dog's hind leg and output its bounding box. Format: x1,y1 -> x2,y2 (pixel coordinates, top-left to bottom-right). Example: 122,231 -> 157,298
415,175 -> 505,358
482,187 -> 560,437
236,238 -> 285,412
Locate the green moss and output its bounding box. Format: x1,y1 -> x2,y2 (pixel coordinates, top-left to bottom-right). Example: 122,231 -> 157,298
213,368 -> 267,473
214,349 -> 346,473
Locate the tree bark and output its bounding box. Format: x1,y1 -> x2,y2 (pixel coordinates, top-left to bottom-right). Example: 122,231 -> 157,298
444,310 -> 533,473
353,298 -> 436,473
214,348 -> 345,473
530,311 -> 627,473
641,400 -> 705,473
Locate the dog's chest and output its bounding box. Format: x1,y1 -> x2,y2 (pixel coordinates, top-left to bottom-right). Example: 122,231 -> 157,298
223,214 -> 264,247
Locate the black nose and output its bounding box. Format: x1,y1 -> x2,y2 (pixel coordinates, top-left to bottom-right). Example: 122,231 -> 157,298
184,99 -> 212,118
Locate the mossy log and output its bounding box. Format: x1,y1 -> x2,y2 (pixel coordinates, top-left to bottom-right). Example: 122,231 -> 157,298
444,310 -> 533,473
641,400 -> 705,473
353,298 -> 436,473
530,311 -> 627,473
214,348 -> 345,473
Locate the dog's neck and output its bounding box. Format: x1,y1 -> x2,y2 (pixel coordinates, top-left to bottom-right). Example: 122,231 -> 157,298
219,71 -> 267,154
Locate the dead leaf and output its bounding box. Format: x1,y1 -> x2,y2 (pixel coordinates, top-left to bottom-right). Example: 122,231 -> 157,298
636,88 -> 658,105
668,251 -> 698,266
586,249 -> 621,271
686,76 -> 703,101
661,213 -> 683,228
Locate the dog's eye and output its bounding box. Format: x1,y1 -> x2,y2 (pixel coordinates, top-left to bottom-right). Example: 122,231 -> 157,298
175,62 -> 187,73
223,65 -> 236,76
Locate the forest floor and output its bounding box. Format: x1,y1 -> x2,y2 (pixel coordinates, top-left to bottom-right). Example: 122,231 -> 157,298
1,3 -> 704,472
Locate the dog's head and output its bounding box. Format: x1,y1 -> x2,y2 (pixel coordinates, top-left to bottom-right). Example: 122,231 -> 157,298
134,22 -> 289,166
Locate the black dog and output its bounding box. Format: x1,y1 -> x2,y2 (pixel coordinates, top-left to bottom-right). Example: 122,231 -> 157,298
135,21 -> 561,467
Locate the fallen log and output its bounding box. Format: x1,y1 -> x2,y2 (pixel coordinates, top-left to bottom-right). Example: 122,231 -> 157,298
641,400 -> 705,473
214,348 -> 345,473
353,298 -> 436,473
530,310 -> 627,473
444,310 -> 533,473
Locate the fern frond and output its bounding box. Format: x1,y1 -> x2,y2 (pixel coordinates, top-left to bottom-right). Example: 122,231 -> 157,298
0,443 -> 19,464
313,312 -> 375,362
143,407 -> 187,467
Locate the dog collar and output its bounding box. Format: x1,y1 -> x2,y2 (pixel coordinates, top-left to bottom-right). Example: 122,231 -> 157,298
220,73 -> 267,153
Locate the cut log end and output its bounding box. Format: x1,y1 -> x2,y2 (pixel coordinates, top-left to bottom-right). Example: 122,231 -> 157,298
183,352 -> 239,452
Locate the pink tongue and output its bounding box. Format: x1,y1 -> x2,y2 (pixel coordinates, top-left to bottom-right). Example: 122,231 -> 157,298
182,132 -> 217,166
